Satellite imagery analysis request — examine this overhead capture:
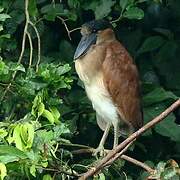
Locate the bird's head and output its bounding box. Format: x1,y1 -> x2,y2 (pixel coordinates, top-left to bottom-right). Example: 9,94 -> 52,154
80,19 -> 112,36
74,19 -> 112,60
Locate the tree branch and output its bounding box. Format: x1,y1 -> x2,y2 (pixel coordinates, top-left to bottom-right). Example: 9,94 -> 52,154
71,141 -> 154,175
79,99 -> 180,180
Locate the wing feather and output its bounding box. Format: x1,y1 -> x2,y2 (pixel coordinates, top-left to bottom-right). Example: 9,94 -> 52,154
102,41 -> 143,130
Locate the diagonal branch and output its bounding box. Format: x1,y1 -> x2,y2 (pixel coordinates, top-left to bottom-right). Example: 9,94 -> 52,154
79,99 -> 180,180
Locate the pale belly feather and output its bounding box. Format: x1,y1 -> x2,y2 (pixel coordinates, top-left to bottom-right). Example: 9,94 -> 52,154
85,80 -> 119,125
75,58 -> 119,125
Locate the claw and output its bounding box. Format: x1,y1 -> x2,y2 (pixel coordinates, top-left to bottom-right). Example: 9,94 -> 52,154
93,145 -> 106,157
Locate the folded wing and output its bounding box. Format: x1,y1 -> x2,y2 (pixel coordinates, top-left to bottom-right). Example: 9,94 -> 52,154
102,41 -> 143,131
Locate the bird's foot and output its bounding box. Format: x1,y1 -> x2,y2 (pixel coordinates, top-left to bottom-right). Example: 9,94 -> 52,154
93,145 -> 107,157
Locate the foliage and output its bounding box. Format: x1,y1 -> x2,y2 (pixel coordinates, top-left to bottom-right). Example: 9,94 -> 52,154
0,0 -> 180,179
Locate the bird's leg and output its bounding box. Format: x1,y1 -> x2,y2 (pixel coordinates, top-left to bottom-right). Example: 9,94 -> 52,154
113,122 -> 119,148
93,123 -> 111,156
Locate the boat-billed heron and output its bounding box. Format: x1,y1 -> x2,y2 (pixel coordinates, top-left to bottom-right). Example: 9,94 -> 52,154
74,19 -> 143,156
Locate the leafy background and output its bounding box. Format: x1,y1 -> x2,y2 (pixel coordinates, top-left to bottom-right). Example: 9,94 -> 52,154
0,0 -> 180,179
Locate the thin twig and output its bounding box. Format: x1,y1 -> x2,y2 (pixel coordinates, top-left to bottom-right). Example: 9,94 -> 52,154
111,8 -> 124,24
71,148 -> 94,155
57,16 -> 72,40
27,32 -> 33,68
57,16 -> 81,40
60,143 -> 92,149
79,99 -> 180,179
36,166 -> 81,177
69,27 -> 81,33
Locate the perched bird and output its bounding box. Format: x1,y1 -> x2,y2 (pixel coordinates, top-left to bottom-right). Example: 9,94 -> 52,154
74,19 -> 143,155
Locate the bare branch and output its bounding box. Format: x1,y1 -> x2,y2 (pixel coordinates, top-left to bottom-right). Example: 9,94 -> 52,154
121,155 -> 154,173
79,99 -> 180,180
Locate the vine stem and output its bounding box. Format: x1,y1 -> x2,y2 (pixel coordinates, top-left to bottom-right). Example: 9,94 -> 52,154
0,0 -> 41,101
27,32 -> 33,68
79,99 -> 180,180
0,0 -> 29,102
29,21 -> 41,72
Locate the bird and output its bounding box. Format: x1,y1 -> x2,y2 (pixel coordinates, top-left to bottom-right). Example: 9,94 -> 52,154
74,19 -> 143,156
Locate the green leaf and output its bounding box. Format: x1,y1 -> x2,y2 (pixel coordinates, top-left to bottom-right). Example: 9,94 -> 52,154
32,95 -> 42,117
95,0 -> 116,19
0,34 -> 10,39
40,4 -> 64,21
43,174 -> 52,180
0,129 -> 8,139
0,14 -> 11,21
28,0 -> 38,17
137,0 -> 149,3
0,60 -> 9,75
38,102 -> 45,117
49,107 -> 60,124
30,164 -> 36,177
93,173 -> 106,180
9,62 -> 25,72
137,36 -> 165,54
143,87 -> 178,106
123,7 -> 144,20
120,0 -> 128,10
156,113 -> 180,142
13,125 -> 24,151
0,8 -> 4,13
25,123 -> 34,149
0,145 -> 27,159
53,123 -> 70,138
42,109 -> 55,124
120,0 -> 134,10
0,25 -> 3,32
144,104 -> 180,141
162,168 -> 178,179
59,40 -> 74,61
82,1 -> 99,11
68,0 -> 80,9
0,155 -> 19,164
0,163 -> 7,180
153,28 -> 174,39
56,64 -> 71,76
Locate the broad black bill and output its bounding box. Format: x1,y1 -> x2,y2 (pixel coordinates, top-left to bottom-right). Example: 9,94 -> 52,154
74,33 -> 97,60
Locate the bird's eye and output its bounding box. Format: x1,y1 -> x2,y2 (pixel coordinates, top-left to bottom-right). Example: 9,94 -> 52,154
92,29 -> 96,32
